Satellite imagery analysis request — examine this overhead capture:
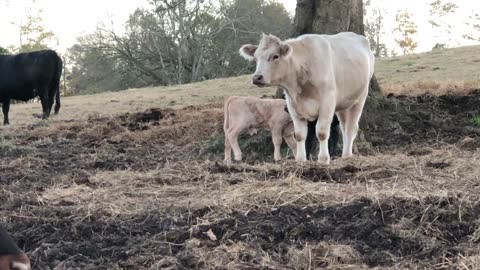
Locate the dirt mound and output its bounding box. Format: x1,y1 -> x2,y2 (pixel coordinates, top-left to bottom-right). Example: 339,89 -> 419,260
364,90 -> 480,151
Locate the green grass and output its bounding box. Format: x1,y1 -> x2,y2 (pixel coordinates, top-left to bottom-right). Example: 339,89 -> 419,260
472,115 -> 480,127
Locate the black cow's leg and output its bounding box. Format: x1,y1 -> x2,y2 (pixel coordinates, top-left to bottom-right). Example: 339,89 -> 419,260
54,89 -> 61,114
2,100 -> 10,125
305,120 -> 317,160
328,115 -> 340,158
39,90 -> 51,119
306,116 -> 339,160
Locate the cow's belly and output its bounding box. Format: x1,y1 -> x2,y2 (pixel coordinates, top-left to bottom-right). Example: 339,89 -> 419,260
0,85 -> 37,101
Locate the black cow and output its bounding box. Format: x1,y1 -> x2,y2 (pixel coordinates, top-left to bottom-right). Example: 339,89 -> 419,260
0,227 -> 30,270
0,50 -> 62,125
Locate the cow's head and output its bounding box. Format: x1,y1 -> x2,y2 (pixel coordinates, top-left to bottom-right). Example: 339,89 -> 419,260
239,34 -> 292,87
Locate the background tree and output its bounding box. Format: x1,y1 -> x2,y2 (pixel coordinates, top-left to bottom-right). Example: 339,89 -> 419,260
394,10 -> 418,54
428,0 -> 458,48
16,8 -> 57,53
364,1 -> 388,57
463,12 -> 480,42
0,46 -> 9,54
66,0 -> 292,93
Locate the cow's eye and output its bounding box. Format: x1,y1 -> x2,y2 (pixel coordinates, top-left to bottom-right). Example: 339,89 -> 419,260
272,55 -> 279,60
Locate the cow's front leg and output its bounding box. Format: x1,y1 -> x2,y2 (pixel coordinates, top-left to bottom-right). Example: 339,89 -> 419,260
316,103 -> 335,165
2,100 -> 10,125
293,118 -> 308,161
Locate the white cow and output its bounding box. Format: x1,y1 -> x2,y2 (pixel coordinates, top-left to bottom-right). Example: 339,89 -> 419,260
239,32 -> 374,164
224,96 -> 296,163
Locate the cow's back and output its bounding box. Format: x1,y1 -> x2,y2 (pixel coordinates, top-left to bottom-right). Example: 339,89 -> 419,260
0,50 -> 61,101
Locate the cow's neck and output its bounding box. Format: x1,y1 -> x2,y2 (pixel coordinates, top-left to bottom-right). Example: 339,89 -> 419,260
277,57 -> 319,120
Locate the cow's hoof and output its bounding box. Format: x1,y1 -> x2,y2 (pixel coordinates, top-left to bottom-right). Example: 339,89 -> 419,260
341,154 -> 355,160
224,160 -> 232,165
318,156 -> 330,165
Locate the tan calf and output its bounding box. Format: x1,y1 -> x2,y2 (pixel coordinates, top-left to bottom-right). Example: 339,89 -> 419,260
224,96 -> 296,163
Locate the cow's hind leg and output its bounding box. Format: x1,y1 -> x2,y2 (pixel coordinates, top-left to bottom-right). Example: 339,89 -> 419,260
2,100 -> 10,125
227,127 -> 243,162
39,89 -> 51,119
337,92 -> 367,158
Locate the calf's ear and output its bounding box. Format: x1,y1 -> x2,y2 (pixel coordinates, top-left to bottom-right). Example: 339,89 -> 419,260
279,43 -> 292,58
239,44 -> 258,61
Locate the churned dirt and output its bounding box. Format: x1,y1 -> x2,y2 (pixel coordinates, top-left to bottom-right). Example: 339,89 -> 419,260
0,91 -> 479,269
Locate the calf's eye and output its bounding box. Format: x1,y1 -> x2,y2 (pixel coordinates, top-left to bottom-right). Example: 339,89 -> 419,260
272,55 -> 279,60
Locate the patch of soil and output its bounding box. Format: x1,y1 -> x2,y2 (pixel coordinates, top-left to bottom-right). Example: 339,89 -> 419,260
190,196 -> 480,268
365,90 -> 480,151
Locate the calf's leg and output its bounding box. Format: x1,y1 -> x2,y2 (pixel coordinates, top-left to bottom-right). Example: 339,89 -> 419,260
224,131 -> 232,163
227,127 -> 243,161
272,128 -> 283,161
2,100 -> 10,125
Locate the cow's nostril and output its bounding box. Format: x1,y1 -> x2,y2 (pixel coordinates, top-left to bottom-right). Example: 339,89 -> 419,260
253,75 -> 263,81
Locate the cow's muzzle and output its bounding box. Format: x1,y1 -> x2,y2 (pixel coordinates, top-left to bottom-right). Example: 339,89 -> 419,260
252,74 -> 267,87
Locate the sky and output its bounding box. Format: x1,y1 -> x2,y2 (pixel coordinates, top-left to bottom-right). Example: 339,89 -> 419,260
0,0 -> 479,54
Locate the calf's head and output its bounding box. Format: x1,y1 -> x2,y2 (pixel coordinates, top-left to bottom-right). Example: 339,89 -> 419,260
239,34 -> 292,87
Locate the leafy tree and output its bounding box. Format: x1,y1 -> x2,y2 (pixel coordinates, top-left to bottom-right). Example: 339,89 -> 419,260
0,46 -> 9,54
394,10 -> 418,54
67,0 -> 292,92
17,9 -> 57,52
463,12 -> 480,42
428,0 -> 458,47
364,1 -> 388,57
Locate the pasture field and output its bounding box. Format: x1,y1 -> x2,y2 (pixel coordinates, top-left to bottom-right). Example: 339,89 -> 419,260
1,47 -> 480,269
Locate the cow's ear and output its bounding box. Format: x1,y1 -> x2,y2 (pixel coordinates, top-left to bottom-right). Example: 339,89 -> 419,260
279,43 -> 292,58
239,44 -> 258,61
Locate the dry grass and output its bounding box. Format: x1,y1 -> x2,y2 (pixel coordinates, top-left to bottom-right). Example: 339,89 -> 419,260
376,45 -> 480,95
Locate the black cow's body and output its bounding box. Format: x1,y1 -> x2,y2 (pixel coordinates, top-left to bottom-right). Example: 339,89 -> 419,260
0,50 -> 62,125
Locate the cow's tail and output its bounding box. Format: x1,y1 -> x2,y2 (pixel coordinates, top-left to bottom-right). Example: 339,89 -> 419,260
53,53 -> 63,115
223,96 -> 234,132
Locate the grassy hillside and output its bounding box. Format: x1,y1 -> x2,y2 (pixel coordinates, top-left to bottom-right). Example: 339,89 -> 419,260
376,45 -> 480,95
4,44 -> 480,126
